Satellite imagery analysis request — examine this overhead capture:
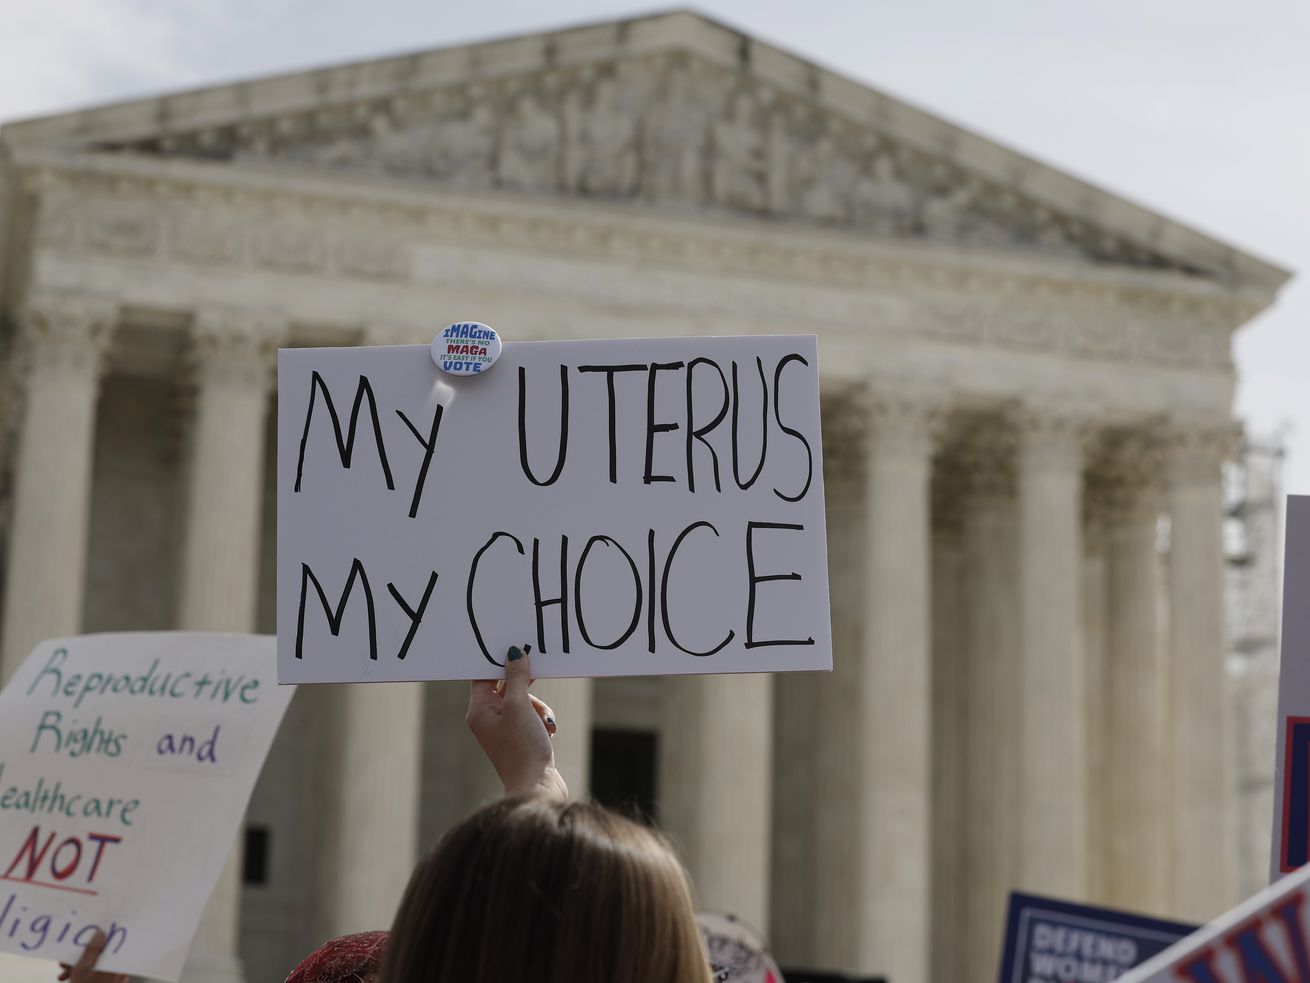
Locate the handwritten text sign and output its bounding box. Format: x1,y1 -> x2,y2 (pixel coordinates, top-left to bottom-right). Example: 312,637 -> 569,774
0,634 -> 293,980
278,336 -> 831,683
1114,862 -> 1310,983
996,892 -> 1195,983
1273,496 -> 1310,879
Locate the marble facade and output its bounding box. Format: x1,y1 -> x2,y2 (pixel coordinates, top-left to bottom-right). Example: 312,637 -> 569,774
0,12 -> 1291,983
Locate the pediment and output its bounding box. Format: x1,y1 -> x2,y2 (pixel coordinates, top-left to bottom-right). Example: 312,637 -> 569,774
0,11 -> 1289,290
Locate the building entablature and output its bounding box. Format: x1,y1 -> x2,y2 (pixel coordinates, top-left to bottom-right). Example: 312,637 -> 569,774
1,148 -> 1259,413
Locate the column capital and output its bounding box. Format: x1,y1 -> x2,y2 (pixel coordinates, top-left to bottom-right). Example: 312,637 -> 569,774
1164,418 -> 1240,486
1086,431 -> 1166,524
1014,403 -> 1097,474
821,393 -> 867,484
190,307 -> 287,390
862,381 -> 949,460
952,422 -> 1015,506
17,292 -> 118,375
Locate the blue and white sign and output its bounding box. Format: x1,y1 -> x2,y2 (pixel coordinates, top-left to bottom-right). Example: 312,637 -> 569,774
997,893 -> 1196,983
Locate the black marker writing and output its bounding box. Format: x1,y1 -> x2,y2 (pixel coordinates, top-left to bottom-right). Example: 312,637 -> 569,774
297,558 -> 378,662
386,571 -> 439,661
644,361 -> 685,484
532,535 -> 571,655
574,535 -> 643,650
661,521 -> 734,657
294,373 -> 395,493
772,354 -> 813,503
745,521 -> 815,649
519,365 -> 570,486
578,363 -> 645,484
395,403 -> 444,519
686,357 -> 729,493
731,358 -> 768,490
466,532 -> 525,666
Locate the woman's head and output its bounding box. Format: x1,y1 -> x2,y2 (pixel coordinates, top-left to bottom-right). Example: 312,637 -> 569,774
381,796 -> 709,983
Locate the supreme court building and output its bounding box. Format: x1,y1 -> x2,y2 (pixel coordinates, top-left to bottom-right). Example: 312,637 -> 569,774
0,11 -> 1291,983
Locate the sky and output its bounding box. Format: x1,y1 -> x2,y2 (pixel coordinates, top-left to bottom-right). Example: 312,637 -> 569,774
1,0 -> 1306,492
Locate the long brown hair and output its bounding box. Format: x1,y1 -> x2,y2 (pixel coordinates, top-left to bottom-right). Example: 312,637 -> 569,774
380,797 -> 710,983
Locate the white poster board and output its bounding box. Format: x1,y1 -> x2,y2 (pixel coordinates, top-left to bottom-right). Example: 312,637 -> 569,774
1113,862 -> 1310,983
1272,495 -> 1310,881
0,633 -> 293,980
278,336 -> 832,684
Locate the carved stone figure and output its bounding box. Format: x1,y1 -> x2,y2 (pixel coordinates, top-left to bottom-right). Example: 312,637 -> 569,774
921,179 -> 978,240
765,110 -> 792,214
642,65 -> 714,203
795,128 -> 860,223
375,117 -> 430,176
570,77 -> 640,196
710,91 -> 767,212
498,93 -> 561,192
1031,207 -> 1080,257
294,111 -> 408,173
429,104 -> 497,189
852,152 -> 916,233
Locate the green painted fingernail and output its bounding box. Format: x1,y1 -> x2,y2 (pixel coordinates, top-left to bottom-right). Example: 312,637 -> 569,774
507,646 -> 524,662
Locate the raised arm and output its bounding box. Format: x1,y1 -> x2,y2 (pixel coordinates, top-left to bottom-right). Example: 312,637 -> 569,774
465,646 -> 568,800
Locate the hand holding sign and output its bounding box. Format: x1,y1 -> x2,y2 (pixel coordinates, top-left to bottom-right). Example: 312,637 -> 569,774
466,646 -> 566,799
57,931 -> 126,983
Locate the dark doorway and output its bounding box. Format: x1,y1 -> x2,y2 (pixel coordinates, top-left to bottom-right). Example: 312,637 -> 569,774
589,728 -> 658,823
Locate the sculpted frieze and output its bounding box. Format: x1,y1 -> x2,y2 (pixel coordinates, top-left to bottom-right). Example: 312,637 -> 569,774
250,224 -> 328,274
87,52 -> 1183,273
1069,316 -> 1129,359
86,201 -> 158,257
338,237 -> 408,280
173,207 -> 242,266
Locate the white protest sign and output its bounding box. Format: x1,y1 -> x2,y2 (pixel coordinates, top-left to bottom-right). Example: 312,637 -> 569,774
278,335 -> 832,683
1113,862 -> 1310,983
1272,495 -> 1310,881
0,633 -> 293,980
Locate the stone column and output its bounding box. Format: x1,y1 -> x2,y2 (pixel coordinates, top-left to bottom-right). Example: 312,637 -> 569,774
178,308 -> 283,631
1102,438 -> 1170,914
312,326 -> 427,941
1082,494 -> 1110,906
531,678 -> 593,797
855,387 -> 939,983
0,293 -> 116,680
315,681 -> 425,938
1015,409 -> 1087,897
957,428 -> 1019,976
811,402 -> 864,968
177,308 -> 282,983
929,513 -> 965,983
1167,422 -> 1237,919
659,671 -> 773,933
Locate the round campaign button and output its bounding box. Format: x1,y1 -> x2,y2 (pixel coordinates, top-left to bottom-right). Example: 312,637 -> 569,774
432,321 -> 502,376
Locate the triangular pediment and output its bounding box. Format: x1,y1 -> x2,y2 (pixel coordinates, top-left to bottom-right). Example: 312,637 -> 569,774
0,10 -> 1289,290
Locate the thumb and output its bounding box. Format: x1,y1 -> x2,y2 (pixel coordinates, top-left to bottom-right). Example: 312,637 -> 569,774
504,645 -> 531,698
